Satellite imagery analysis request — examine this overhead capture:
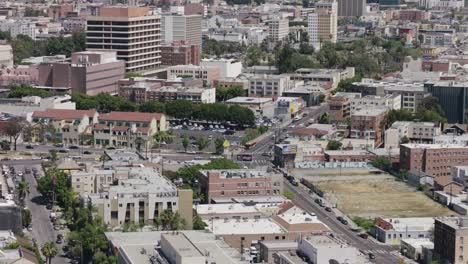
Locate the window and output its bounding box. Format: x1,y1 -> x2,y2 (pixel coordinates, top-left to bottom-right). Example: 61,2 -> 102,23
221,191 -> 225,196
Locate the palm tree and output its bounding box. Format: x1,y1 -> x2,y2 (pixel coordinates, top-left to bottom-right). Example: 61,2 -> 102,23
17,180 -> 30,206
41,241 -> 58,264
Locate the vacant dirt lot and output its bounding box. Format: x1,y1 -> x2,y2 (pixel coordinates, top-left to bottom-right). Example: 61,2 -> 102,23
314,179 -> 454,218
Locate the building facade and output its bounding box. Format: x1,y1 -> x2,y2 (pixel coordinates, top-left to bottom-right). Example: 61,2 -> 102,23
198,169 -> 283,203
160,41 -> 201,66
350,108 -> 387,146
161,14 -> 202,45
337,0 -> 365,17
248,75 -> 290,98
86,6 -> 161,73
268,18 -> 289,42
434,217 -> 468,264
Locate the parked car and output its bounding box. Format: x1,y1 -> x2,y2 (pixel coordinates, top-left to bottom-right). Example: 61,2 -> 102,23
25,145 -> 34,149
325,207 -> 332,212
83,150 -> 92,155
359,233 -> 368,239
368,253 -> 375,260
58,149 -> 69,153
56,234 -> 63,244
69,145 -> 79,149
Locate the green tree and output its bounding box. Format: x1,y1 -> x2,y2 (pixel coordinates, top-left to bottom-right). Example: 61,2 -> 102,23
352,217 -> 375,230
400,136 -> 410,144
17,179 -> 30,206
196,137 -> 209,151
283,191 -> 294,199
318,113 -> 330,124
138,101 -> 165,113
22,208 -> 32,227
2,119 -> 26,151
182,136 -> 189,152
193,215 -> 207,230
214,138 -> 225,154
326,140 -> 342,150
8,84 -> 53,98
372,156 -> 391,171
41,242 -> 58,264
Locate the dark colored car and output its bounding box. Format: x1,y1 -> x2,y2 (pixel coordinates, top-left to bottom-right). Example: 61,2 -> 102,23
69,145 -> 79,149
368,253 -> 375,260
359,233 -> 368,239
325,207 -> 332,212
337,216 -> 344,222
83,150 -> 92,155
58,149 -> 68,153
25,145 -> 34,149
106,147 -> 116,150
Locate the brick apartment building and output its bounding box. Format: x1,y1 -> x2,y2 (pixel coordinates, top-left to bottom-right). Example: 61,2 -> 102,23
350,108 -> 387,147
400,144 -> 468,177
329,95 -> 351,122
434,217 -> 468,264
160,41 -> 201,66
198,169 -> 283,203
38,51 -> 125,95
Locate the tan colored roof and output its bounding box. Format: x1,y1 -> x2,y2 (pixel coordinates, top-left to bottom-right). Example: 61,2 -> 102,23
32,109 -> 96,120
290,128 -> 327,136
99,111 -> 162,122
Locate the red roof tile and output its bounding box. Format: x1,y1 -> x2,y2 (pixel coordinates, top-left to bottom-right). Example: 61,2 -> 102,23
112,125 -> 129,132
137,127 -> 150,134
32,109 -> 97,120
99,111 -> 162,122
94,123 -> 108,130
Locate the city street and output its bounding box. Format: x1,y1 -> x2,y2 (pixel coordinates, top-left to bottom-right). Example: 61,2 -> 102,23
4,160 -> 69,264
284,180 -> 404,264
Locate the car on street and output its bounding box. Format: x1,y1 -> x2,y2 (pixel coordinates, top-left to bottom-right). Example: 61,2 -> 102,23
58,149 -> 69,153
83,150 -> 92,155
56,234 -> 63,244
359,233 -> 368,239
106,146 -> 116,150
69,145 -> 79,149
27,224 -> 32,231
25,145 -> 34,149
325,207 -> 332,212
54,143 -> 64,148
368,253 -> 375,260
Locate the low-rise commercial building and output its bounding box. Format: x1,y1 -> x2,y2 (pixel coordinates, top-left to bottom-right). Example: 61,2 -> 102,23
0,95 -> 75,117
167,64 -> 220,84
38,51 -> 126,95
200,58 -> 242,78
350,108 -> 387,147
198,169 -> 283,203
290,67 -> 355,89
350,79 -> 429,113
384,121 -> 441,149
373,217 -> 435,245
400,238 -> 434,262
225,97 -> 275,118
350,94 -> 401,115
298,235 -> 359,264
248,75 -> 290,98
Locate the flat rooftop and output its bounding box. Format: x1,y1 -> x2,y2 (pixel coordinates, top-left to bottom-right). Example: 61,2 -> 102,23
383,217 -> 435,232
209,218 -> 285,235
352,108 -> 387,116
225,97 -> 273,104
401,143 -> 468,149
162,233 -> 203,258
303,235 -> 349,248
195,203 -> 282,216
200,169 -> 273,179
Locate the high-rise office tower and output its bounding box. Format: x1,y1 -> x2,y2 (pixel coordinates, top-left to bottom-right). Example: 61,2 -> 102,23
86,6 -> 161,73
337,0 -> 365,17
268,18 -> 289,42
308,0 -> 338,49
161,14 -> 202,46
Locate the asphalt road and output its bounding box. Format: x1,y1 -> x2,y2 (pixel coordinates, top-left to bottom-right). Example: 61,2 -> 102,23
284,180 -> 404,264
6,161 -> 69,264
238,104 -> 330,167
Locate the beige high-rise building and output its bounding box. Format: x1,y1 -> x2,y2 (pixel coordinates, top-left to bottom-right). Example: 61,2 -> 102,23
161,14 -> 202,45
309,0 -> 338,48
268,18 -> 289,42
86,6 -> 161,73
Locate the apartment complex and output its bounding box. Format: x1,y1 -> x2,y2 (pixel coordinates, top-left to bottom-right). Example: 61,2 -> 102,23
86,6 -> 161,73
94,111 -> 167,149
161,14 -> 202,45
350,108 -> 387,146
160,41 -> 201,66
38,51 -> 125,95
198,169 -> 283,203
88,167 -> 192,227
31,109 -> 99,145
434,217 -> 468,264
0,20 -> 36,39
248,75 -> 290,98
119,81 -> 216,104
400,144 -> 468,177
268,18 -> 289,42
